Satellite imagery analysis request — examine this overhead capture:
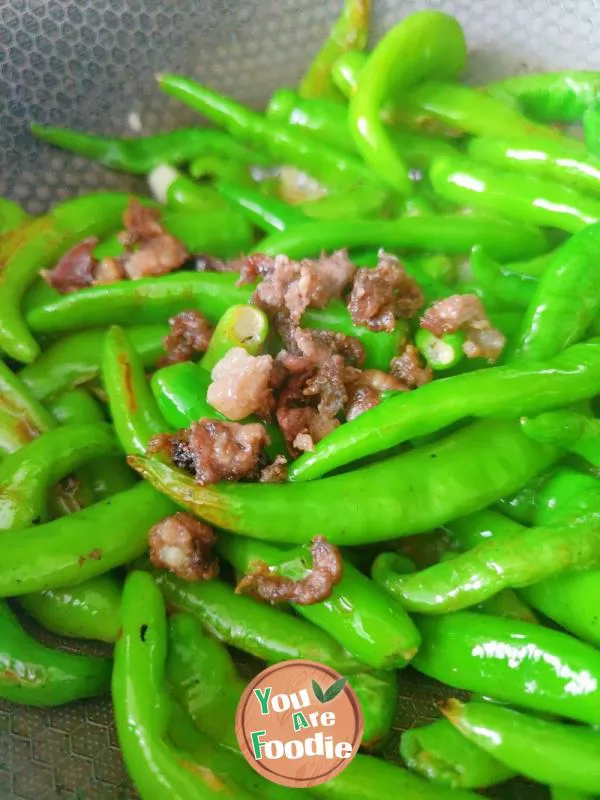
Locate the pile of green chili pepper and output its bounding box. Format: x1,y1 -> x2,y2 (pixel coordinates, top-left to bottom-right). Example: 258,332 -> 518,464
5,2 -> 600,797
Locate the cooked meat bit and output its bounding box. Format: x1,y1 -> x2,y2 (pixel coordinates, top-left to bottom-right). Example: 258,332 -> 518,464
259,454 -> 289,483
149,512 -> 219,582
42,237 -> 99,293
345,369 -> 408,421
159,309 -> 213,367
390,344 -> 433,389
236,536 -> 343,605
249,250 -> 356,322
420,293 -> 506,363
347,252 -> 424,332
206,348 -> 274,420
277,405 -> 339,455
149,419 -> 270,485
93,257 -> 126,285
303,354 -> 359,417
194,254 -> 246,273
120,198 -> 165,242
277,324 -> 364,373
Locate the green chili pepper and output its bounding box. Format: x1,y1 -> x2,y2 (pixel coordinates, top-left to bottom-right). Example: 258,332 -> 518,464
414,328 -> 466,371
430,155 -> 600,233
299,0 -> 370,100
348,11 -> 466,194
0,482 -> 175,597
312,752 -> 477,800
158,74 -> 387,214
31,124 -> 268,173
583,100 -> 600,157
254,214 -> 550,261
414,610 -> 600,724
147,164 -> 235,213
0,598 -> 111,706
151,361 -> 222,429
165,611 -> 243,751
0,359 -> 54,456
290,339 -> 600,482
443,699 -> 600,795
113,570 -> 256,800
551,787 -> 593,800
468,136 -> 600,197
102,326 -> 168,455
218,534 -> 420,669
522,410 -> 600,467
495,471 -> 550,525
373,505 -> 600,614
512,221 -> 600,364
189,154 -> 255,185
218,180 -> 309,232
350,670 -> 397,750
486,71 -> 600,122
131,418 -> 559,546
267,88 -> 459,169
470,246 -> 537,308
200,304 -> 269,372
19,573 -> 122,644
0,422 -> 119,530
19,325 -> 167,401
399,718 -> 515,789
153,570 -> 364,673
503,251 -> 553,278
331,50 -> 364,97
0,198 -> 29,236
25,273 -> 403,373
0,192 -> 134,364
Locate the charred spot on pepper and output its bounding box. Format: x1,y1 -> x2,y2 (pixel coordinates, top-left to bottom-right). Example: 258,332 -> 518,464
140,624 -> 148,642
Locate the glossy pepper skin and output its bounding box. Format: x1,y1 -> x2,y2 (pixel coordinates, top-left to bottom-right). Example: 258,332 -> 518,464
486,71 -> 600,122
0,598 -> 111,706
30,124 -> 266,173
512,221 -> 600,364
373,508 -> 600,614
0,482 -> 176,598
290,339 -> 600,482
470,246 -> 537,308
113,571 -> 256,800
413,610 -> 600,724
254,211 -> 550,263
0,359 -> 54,456
348,10 -> 467,194
430,155 -> 600,234
131,418 -> 559,546
102,326 -> 168,455
19,325 -> 167,401
443,699 -> 600,795
153,570 -> 363,674
20,573 -> 122,644
349,670 -> 397,750
0,422 -> 119,531
217,180 -> 309,233
399,718 -> 515,789
298,0 -> 370,100
151,362 -> 222,429
522,409 -> 600,467
218,534 -> 421,669
0,192 -> 134,364
0,197 -> 29,235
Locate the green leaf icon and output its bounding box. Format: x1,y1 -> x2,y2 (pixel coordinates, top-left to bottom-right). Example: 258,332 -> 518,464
323,677 -> 347,703
312,679 -> 326,703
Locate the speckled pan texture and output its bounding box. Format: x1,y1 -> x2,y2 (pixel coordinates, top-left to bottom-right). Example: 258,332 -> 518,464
1,0 -> 599,798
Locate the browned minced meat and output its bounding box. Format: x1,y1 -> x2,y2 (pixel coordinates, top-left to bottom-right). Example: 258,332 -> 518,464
275,371 -> 340,456
345,369 -> 408,421
276,323 -> 364,374
236,536 -> 343,605
148,419 -> 270,486
149,512 -> 219,582
420,293 -> 506,363
42,237 -> 99,293
259,455 -> 289,483
207,348 -> 274,420
303,354 -> 359,418
158,310 -> 214,367
347,253 -> 424,332
390,344 -> 433,390
245,250 -> 356,322
116,200 -> 189,280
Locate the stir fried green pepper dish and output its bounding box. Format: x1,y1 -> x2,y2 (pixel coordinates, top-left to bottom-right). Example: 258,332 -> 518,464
6,3 -> 600,796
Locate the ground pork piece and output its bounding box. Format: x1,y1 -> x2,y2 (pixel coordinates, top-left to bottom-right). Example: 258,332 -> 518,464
345,369 -> 408,421
206,348 -> 274,420
277,324 -> 365,373
236,536 -> 342,605
276,405 -> 339,455
120,198 -> 165,243
94,257 -> 126,285
159,310 -> 213,367
149,512 -> 219,582
347,252 -> 424,332
259,455 -> 289,483
42,237 -> 99,293
250,250 -> 356,321
390,344 -> 433,389
149,419 -> 270,485
303,354 -> 360,417
420,293 -> 506,363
